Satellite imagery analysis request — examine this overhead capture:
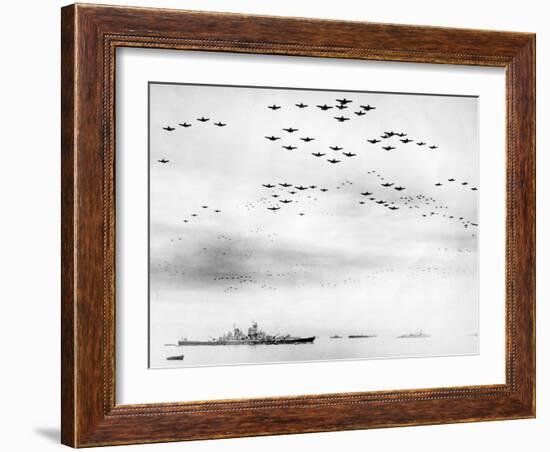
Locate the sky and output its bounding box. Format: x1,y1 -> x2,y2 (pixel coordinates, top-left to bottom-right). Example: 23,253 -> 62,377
148,82 -> 479,357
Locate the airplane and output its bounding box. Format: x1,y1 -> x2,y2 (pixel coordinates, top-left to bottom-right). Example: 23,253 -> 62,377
343,152 -> 356,157
448,178 -> 456,182
271,194 -> 280,198
265,136 -> 281,141
355,110 -> 366,116
197,117 -> 209,122
283,127 -> 298,133
288,191 -> 297,195
267,206 -> 281,211
262,184 -> 276,188
389,206 -> 399,210
299,213 -> 305,216
361,192 -> 372,196
317,104 -> 333,110
279,183 -> 292,187
300,137 -> 315,142
384,131 -> 397,137
183,220 -> 189,223
359,201 -> 365,205
400,138 -> 413,143
282,145 -> 297,150
360,105 -> 376,111
335,104 -> 348,110
295,186 -> 308,191
320,188 -> 329,192
396,133 -> 407,137
309,185 -> 317,189
214,210 -> 221,213
368,139 -> 381,144
382,146 -> 395,151
471,187 -> 478,191
178,122 -> 191,128
191,214 -> 198,217
214,122 -> 227,127
268,105 -> 281,110
201,206 -> 208,209
330,146 -> 343,151
334,116 -> 350,122
280,199 -> 293,204
295,102 -> 308,108
158,159 -> 169,163
376,200 -> 385,204
394,186 -> 406,191
336,98 -> 352,104
162,126 -> 175,131
327,159 -> 341,164
435,183 -> 442,186
429,145 -> 438,149
381,183 -> 394,187
461,182 -> 469,185
417,141 -> 426,146
369,197 -> 376,200
312,152 -> 326,157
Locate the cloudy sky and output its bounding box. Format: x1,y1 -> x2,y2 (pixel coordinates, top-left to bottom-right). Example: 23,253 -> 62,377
148,82 -> 479,357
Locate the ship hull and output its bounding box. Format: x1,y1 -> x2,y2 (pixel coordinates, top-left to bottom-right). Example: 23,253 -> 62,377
178,336 -> 315,346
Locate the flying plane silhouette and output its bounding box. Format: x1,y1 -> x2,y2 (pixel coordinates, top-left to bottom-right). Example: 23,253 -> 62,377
343,152 -> 356,157
214,122 -> 226,127
158,159 -> 169,163
330,146 -> 343,151
179,122 -> 191,128
214,210 -> 221,213
394,186 -> 405,191
396,133 -> 407,137
300,137 -> 315,142
471,187 -> 478,191
335,104 -> 348,110
295,102 -> 308,108
327,158 -> 341,164
312,152 -> 326,157
435,183 -> 442,186
320,188 -> 329,192
309,185 -> 317,189
417,142 -> 426,146
268,105 -> 281,110
376,200 -> 385,204
388,206 -> 399,210
295,186 -> 308,191
400,138 -> 413,143
282,145 -> 297,150
355,110 -> 366,116
197,117 -> 209,122
279,183 -> 292,187
262,184 -> 276,188
336,98 -> 352,104
162,126 -> 175,131
271,194 -> 280,198
265,136 -> 281,141
280,199 -> 292,204
429,145 -> 438,149
381,183 -> 394,187
359,201 -> 365,204
461,182 -> 469,185
382,146 -> 395,151
283,127 -> 298,133
360,105 -> 376,111
317,104 -> 333,110
201,205 -> 208,209
288,191 -> 297,195
361,192 -> 372,196
368,139 -> 381,144
267,206 -> 280,211
448,178 -> 456,182
334,116 -> 350,122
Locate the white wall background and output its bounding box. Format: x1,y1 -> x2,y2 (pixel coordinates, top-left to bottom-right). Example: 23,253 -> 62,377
0,1 -> 545,450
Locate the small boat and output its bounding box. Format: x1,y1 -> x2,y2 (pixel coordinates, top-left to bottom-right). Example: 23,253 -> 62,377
166,355 -> 184,360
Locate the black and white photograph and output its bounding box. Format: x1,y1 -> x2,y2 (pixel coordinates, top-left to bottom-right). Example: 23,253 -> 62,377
148,82 -> 480,368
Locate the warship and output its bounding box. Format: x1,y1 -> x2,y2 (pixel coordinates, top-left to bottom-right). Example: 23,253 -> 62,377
178,321 -> 315,346
397,330 -> 430,338
330,335 -> 343,339
348,334 -> 377,338
166,355 -> 184,360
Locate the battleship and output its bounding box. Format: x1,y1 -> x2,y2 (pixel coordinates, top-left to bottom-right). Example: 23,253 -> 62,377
397,330 -> 430,338
178,321 -> 315,346
348,334 -> 377,339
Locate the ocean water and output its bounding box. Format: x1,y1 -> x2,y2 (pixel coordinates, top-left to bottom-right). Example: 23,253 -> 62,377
150,335 -> 479,369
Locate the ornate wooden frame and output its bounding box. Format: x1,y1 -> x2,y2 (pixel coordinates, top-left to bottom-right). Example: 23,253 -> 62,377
61,3 -> 536,447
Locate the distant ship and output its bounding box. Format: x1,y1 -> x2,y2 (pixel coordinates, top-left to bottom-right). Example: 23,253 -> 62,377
397,330 -> 430,338
348,334 -> 377,339
166,355 -> 184,360
330,335 -> 343,339
178,321 -> 315,346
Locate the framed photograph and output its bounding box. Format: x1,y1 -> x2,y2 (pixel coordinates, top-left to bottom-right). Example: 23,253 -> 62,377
61,4 -> 535,447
